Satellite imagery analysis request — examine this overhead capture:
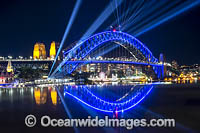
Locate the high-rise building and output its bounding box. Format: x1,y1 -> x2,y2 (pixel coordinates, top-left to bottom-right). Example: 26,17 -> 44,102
33,43 -> 47,59
50,41 -> 56,59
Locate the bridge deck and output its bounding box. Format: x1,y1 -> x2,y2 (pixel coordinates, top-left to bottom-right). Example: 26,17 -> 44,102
66,60 -> 162,66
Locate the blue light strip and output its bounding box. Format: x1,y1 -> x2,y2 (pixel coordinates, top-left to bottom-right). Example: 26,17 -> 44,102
134,0 -> 200,36
123,1 -> 174,33
56,87 -> 79,133
76,31 -> 153,62
48,0 -> 82,77
109,0 -> 142,29
78,0 -> 123,42
68,31 -> 155,61
57,87 -> 73,118
64,86 -> 153,113
66,31 -> 158,74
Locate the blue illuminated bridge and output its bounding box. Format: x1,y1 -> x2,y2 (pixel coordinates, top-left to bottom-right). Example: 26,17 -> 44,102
63,84 -> 154,113
50,31 -> 164,79
50,31 -> 164,113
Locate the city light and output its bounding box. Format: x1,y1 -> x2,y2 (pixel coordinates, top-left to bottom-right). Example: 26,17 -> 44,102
8,56 -> 12,59
19,56 -> 23,59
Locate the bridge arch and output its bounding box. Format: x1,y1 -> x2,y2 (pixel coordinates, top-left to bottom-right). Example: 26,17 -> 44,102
64,31 -> 158,63
50,31 -> 163,78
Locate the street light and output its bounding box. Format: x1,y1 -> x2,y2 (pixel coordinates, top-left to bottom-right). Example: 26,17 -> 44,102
19,56 -> 23,59
8,56 -> 12,59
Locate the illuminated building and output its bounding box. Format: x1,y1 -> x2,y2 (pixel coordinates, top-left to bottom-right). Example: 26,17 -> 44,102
86,64 -> 90,72
97,63 -> 101,72
99,72 -> 105,80
0,71 -> 14,83
33,43 -> 47,59
33,43 -> 40,59
126,68 -> 133,76
81,65 -> 87,72
107,64 -> 111,76
0,61 -> 14,83
172,60 -> 179,70
50,41 -> 56,59
40,44 -> 46,59
89,64 -> 95,72
7,61 -> 13,73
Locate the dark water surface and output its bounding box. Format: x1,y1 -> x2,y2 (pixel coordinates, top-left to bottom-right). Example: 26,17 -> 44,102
0,84 -> 200,133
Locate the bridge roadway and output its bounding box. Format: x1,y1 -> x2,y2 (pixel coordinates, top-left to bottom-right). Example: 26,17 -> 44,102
65,60 -> 163,67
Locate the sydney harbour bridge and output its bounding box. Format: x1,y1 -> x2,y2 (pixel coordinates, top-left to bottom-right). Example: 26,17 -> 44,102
47,0 -> 199,113
50,31 -> 164,80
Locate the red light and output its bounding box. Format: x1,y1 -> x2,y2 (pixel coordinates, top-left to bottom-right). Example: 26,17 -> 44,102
113,29 -> 116,32
115,111 -> 118,118
115,107 -> 118,118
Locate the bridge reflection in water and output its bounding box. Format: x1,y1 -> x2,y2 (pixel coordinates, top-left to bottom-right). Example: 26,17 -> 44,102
63,84 -> 153,113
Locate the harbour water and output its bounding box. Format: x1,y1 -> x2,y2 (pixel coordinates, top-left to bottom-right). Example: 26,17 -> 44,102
0,83 -> 200,132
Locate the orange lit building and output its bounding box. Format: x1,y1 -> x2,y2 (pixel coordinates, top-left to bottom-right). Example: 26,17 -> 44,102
50,41 -> 56,59
33,43 -> 40,59
33,43 -> 47,59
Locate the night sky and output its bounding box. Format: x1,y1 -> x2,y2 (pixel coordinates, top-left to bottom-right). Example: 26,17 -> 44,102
0,0 -> 200,65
